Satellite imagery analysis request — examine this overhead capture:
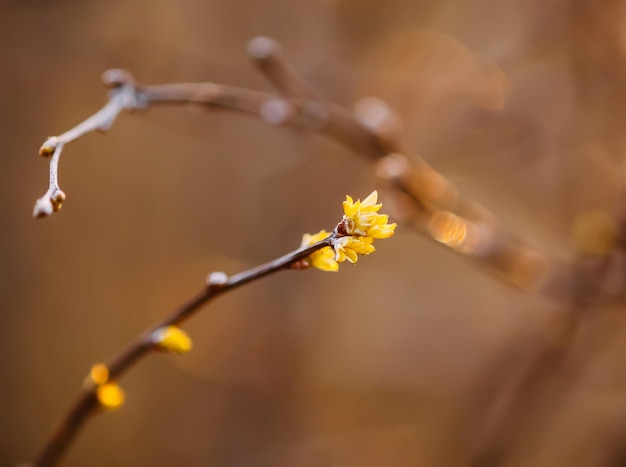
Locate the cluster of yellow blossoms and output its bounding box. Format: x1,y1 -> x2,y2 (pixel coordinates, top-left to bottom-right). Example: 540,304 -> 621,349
87,194 -> 392,416
301,191 -> 397,271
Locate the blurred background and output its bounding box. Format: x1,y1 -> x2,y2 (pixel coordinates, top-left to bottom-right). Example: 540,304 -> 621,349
2,0 -> 626,465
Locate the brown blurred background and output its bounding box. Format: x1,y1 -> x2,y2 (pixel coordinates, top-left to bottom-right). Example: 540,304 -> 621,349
2,0 -> 626,466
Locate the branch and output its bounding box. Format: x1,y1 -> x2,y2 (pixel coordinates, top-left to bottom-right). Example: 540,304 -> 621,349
247,36 -> 321,100
33,38 -> 550,294
461,201 -> 626,465
31,235 -> 333,467
30,187 -> 398,466
34,70 -> 142,217
31,35 -> 626,467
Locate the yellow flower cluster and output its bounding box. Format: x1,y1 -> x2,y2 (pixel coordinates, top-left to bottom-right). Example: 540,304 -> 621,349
300,230 -> 339,271
301,191 -> 396,272
341,191 -> 396,239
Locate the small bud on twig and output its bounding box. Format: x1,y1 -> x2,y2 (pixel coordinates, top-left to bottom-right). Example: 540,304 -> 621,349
354,97 -> 403,140
152,326 -> 193,355
206,271 -> 228,287
101,69 -> 134,89
88,364 -> 110,386
39,137 -> 60,158
96,383 -> 125,412
247,36 -> 282,60
51,190 -> 66,212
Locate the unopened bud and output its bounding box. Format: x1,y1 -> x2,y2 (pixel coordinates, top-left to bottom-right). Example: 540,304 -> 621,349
247,36 -> 281,60
39,137 -> 59,158
97,382 -> 125,411
51,190 -> 66,212
89,363 -> 109,385
152,326 -> 193,355
207,271 -> 228,287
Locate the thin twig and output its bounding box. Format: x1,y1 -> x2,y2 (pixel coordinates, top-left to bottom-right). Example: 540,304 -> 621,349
34,70 -> 141,218
31,236 -> 333,467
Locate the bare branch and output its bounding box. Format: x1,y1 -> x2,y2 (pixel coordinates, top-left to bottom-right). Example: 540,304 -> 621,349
33,38 -> 551,294
247,36 -> 321,100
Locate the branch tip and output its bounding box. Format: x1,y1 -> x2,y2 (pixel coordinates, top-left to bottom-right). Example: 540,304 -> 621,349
247,36 -> 282,61
354,97 -> 402,137
376,153 -> 411,180
101,69 -> 134,89
39,137 -> 60,158
151,326 -> 193,355
33,197 -> 54,219
206,271 -> 229,288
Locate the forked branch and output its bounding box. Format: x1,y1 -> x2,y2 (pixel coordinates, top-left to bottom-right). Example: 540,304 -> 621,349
33,37 -> 550,294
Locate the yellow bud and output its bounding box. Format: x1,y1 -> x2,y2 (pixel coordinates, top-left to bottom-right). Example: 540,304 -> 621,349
89,363 -> 109,385
97,382 -> 125,411
152,326 -> 193,355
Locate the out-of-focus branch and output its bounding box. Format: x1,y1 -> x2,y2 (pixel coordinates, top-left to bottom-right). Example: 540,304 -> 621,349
245,38 -> 550,295
230,38 -> 626,467
33,36 -> 552,294
247,36 -> 321,100
31,235 -> 333,467
462,202 -> 626,466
